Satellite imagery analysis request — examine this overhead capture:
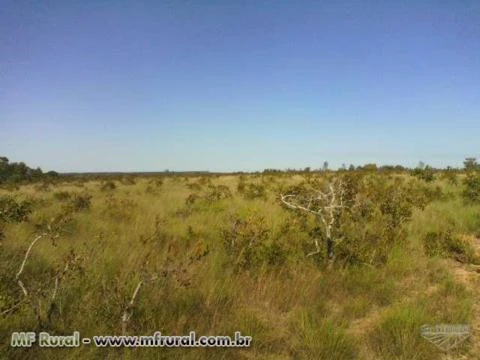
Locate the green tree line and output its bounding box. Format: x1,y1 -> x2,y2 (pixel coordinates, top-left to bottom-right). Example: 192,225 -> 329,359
0,156 -> 58,184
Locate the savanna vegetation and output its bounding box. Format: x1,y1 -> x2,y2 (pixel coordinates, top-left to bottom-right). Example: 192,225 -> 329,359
1,158 -> 480,359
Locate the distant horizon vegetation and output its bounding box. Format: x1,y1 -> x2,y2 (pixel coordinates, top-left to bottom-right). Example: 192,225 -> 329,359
1,155 -> 479,181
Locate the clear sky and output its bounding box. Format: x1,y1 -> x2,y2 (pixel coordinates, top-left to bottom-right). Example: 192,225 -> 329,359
1,1 -> 479,172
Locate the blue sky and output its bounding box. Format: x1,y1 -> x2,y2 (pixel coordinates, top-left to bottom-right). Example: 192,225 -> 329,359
1,1 -> 479,172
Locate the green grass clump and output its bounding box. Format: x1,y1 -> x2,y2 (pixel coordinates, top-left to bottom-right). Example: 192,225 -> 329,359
369,305 -> 434,360
292,311 -> 357,360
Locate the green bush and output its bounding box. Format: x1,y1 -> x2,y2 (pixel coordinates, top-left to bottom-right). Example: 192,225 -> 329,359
204,185 -> 232,202
440,170 -> 458,185
238,182 -> 267,199
463,171 -> 480,203
411,166 -> 435,183
335,178 -> 415,265
0,196 -> 32,223
221,213 -> 289,270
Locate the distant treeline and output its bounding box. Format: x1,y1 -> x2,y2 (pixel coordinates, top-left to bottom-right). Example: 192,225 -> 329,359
0,157 -> 58,184
263,163 -> 462,174
1,155 -> 478,184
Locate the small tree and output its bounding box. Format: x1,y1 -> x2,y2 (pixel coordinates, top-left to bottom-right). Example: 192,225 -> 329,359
462,157 -> 480,203
411,165 -> 435,182
464,173 -> 480,203
463,157 -> 478,171
362,163 -> 378,172
280,179 -> 346,268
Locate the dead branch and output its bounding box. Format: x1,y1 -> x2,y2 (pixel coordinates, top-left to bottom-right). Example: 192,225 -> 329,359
15,233 -> 47,297
280,179 -> 347,266
121,280 -> 144,335
0,298 -> 29,316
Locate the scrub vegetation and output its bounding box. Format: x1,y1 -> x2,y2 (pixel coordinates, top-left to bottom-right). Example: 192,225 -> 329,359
1,158 -> 480,359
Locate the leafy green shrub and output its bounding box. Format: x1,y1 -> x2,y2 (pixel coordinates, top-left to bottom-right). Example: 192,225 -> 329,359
0,196 -> 32,223
463,171 -> 480,203
279,181 -> 313,198
440,170 -> 458,185
238,182 -> 267,199
411,166 -> 435,183
421,184 -> 447,202
339,172 -> 363,207
337,211 -> 407,266
379,191 -> 413,230
221,213 -> 288,269
0,196 -> 32,240
204,185 -> 232,202
334,178 -> 416,265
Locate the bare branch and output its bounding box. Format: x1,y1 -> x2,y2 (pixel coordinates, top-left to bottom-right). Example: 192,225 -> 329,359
280,194 -> 322,215
122,280 -> 144,335
280,179 -> 348,263
16,234 -> 46,280
0,298 -> 28,316
15,234 -> 46,297
307,238 -> 321,257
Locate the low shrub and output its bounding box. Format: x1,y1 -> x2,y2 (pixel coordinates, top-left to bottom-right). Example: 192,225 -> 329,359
65,193 -> 92,212
0,196 -> 32,223
204,185 -> 232,202
423,230 -> 477,262
221,213 -> 289,270
463,171 -> 480,203
238,183 -> 267,200
101,181 -> 117,191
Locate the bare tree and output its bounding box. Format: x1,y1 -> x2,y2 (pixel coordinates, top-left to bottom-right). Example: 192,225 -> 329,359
280,178 -> 346,268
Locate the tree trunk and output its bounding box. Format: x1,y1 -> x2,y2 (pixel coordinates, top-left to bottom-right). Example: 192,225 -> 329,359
327,236 -> 335,270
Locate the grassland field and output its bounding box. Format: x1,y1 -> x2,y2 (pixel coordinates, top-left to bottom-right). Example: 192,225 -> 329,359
1,171 -> 480,359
